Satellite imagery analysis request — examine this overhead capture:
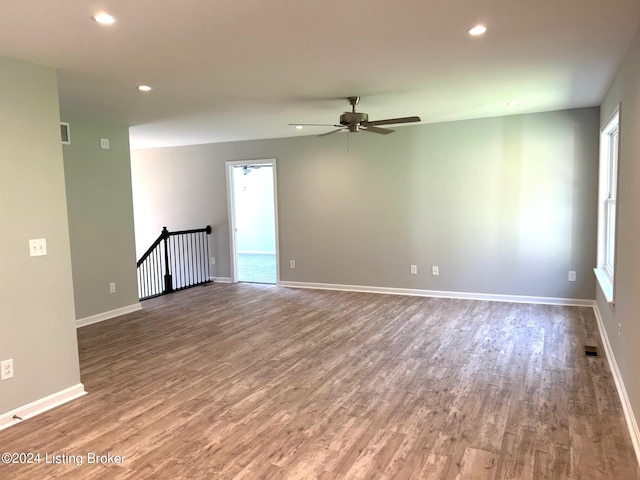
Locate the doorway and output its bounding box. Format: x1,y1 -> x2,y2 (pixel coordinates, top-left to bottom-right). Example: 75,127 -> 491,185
226,159 -> 279,284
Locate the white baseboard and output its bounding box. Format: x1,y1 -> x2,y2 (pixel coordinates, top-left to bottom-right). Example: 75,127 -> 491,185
0,383 -> 86,431
278,281 -> 595,307
76,303 -> 142,328
592,304 -> 640,465
213,277 -> 232,283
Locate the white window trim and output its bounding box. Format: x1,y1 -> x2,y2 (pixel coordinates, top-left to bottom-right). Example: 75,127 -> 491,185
594,106 -> 620,304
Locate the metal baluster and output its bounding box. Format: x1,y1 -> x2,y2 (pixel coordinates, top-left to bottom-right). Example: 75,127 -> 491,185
182,234 -> 187,288
205,227 -> 211,282
151,250 -> 156,296
190,233 -> 195,286
195,232 -> 200,284
199,232 -> 202,283
155,247 -> 160,296
170,237 -> 180,289
184,233 -> 188,287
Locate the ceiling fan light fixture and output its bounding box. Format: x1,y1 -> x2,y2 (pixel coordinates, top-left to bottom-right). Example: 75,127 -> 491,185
92,12 -> 116,25
468,25 -> 487,36
137,85 -> 153,92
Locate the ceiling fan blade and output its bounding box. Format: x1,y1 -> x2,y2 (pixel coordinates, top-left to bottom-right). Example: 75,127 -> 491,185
317,128 -> 344,137
288,123 -> 340,127
363,116 -> 421,127
361,126 -> 394,135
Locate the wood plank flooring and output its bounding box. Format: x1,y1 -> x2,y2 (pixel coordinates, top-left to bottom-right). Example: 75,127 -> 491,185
0,283 -> 638,479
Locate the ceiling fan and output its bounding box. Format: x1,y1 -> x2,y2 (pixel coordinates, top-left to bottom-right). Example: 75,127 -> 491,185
236,164 -> 263,175
290,96 -> 421,136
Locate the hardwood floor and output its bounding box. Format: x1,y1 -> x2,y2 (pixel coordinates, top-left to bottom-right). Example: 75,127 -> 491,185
0,283 -> 638,479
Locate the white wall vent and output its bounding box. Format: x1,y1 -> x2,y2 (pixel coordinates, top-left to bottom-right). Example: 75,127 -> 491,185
60,122 -> 70,144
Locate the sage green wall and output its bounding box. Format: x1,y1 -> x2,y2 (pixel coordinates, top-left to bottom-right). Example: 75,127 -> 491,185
0,57 -> 81,414
597,27 -> 640,449
132,107 -> 599,299
62,119 -> 139,319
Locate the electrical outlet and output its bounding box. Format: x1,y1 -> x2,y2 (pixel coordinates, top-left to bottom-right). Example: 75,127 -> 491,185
432,266 -> 439,276
568,271 -> 577,282
618,323 -> 622,338
410,265 -> 417,275
289,260 -> 296,269
109,282 -> 116,294
210,256 -> 216,265
1,359 -> 14,380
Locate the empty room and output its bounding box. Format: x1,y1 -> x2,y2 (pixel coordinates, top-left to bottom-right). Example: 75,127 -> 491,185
1,1 -> 640,479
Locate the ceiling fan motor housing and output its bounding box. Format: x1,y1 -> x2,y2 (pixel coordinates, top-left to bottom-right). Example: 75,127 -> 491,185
340,111 -> 368,132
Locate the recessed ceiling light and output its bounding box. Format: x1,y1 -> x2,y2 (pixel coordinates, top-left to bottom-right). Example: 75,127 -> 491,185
468,25 -> 487,36
506,101 -> 520,107
92,13 -> 116,25
137,85 -> 152,92
295,125 -> 303,130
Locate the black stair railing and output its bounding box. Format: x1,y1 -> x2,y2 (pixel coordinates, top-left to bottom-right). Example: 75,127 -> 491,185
136,225 -> 212,300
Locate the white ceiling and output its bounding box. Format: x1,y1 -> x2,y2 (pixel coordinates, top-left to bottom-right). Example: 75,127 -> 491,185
1,1 -> 638,149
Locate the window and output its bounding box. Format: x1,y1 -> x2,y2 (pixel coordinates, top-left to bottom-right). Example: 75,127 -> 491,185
594,107 -> 620,303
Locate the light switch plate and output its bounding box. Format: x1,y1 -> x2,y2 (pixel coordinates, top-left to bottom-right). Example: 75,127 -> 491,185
100,138 -> 110,149
29,238 -> 47,257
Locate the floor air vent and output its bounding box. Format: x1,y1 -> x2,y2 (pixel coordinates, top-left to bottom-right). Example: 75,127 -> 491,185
584,345 -> 599,357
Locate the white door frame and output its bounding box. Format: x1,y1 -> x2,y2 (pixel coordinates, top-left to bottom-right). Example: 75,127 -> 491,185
225,158 -> 280,284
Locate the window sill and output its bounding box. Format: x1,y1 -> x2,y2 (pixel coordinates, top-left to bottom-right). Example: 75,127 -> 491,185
594,268 -> 614,304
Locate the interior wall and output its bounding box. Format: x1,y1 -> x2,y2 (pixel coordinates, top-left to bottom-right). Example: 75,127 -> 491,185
0,57 -> 81,414
61,118 -> 139,319
132,107 -> 599,299
597,27 -> 640,450
130,145 -> 223,271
